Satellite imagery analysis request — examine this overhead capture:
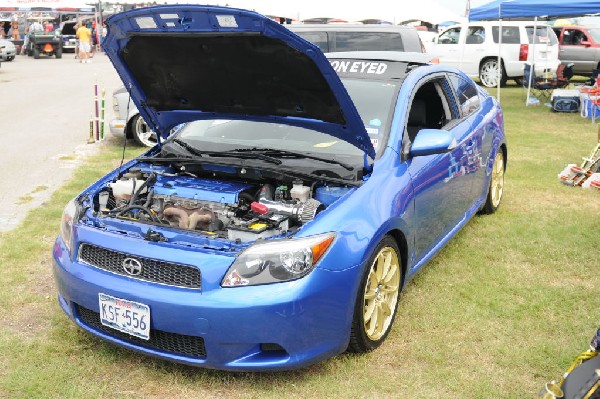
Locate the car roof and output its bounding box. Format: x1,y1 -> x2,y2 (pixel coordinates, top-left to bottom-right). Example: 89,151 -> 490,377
289,24 -> 418,32
326,51 -> 431,63
325,51 -> 431,80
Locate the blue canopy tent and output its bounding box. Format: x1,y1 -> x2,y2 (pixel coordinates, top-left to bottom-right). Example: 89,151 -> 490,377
470,0 -> 600,21
469,0 -> 600,102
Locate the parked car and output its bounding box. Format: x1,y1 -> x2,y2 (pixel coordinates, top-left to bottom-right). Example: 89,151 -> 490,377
59,21 -> 78,53
287,24 -> 424,53
430,21 -> 560,87
110,86 -> 158,147
53,5 -> 507,371
0,39 -> 17,61
552,25 -> 600,76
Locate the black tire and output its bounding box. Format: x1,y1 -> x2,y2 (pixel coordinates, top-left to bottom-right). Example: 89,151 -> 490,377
55,47 -> 62,59
479,58 -> 507,88
7,56 -> 14,61
27,47 -> 32,57
130,114 -> 158,147
514,77 -> 525,86
348,236 -> 402,353
33,47 -> 40,59
481,149 -> 505,214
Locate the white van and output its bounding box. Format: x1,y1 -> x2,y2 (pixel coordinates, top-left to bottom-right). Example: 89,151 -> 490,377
429,21 -> 560,87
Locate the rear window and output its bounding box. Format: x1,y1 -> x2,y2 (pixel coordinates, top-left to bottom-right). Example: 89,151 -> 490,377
525,26 -> 558,45
492,26 -> 521,44
295,32 -> 328,51
332,32 -> 404,52
295,31 -> 404,53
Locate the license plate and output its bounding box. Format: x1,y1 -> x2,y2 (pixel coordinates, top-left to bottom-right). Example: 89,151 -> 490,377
98,293 -> 151,340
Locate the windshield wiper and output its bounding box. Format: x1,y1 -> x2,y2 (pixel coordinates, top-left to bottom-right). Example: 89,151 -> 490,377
230,147 -> 355,171
137,156 -> 362,186
170,139 -> 282,165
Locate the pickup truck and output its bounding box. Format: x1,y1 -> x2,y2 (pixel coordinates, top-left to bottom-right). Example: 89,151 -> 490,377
553,25 -> 600,76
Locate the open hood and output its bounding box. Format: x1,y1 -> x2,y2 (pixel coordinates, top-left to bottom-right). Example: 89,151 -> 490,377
103,5 -> 375,159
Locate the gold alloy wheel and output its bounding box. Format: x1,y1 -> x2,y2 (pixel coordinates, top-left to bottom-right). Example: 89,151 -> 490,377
490,151 -> 505,208
362,246 -> 401,341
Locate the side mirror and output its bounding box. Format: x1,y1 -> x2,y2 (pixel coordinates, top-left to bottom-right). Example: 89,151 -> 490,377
410,129 -> 457,157
580,40 -> 591,47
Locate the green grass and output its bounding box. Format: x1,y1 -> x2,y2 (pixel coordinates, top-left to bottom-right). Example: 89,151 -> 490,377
1,88 -> 599,398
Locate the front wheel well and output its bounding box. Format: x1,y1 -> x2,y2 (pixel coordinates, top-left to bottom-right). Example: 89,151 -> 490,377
125,115 -> 136,139
386,229 -> 408,282
480,56 -> 504,69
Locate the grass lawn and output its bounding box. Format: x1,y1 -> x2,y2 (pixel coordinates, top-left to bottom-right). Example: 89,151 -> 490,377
0,84 -> 598,398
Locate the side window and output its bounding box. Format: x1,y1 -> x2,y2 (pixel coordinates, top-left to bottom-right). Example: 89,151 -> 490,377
492,26 -> 520,44
332,32 -> 404,52
406,78 -> 453,143
572,30 -> 588,45
448,74 -> 480,118
526,26 -> 558,45
438,28 -> 461,45
294,31 -> 329,52
465,26 -> 485,44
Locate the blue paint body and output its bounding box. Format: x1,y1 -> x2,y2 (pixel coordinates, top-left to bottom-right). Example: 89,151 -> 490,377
53,5 -> 507,371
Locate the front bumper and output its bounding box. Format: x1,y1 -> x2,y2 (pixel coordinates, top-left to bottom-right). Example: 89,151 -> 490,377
109,118 -> 126,137
0,49 -> 16,61
52,234 -> 360,371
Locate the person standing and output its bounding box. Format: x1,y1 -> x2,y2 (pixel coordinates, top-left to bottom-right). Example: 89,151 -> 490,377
11,19 -> 20,40
76,22 -> 92,63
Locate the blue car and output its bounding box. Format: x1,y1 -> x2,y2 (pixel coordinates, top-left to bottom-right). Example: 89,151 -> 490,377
53,5 -> 507,371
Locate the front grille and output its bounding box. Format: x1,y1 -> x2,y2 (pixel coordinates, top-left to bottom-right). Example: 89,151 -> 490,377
78,243 -> 201,289
76,305 -> 207,358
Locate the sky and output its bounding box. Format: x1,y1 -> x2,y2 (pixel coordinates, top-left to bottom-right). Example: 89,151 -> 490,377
435,0 -> 489,17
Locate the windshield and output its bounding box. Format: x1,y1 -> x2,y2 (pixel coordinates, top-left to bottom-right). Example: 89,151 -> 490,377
169,78 -> 398,159
587,28 -> 600,43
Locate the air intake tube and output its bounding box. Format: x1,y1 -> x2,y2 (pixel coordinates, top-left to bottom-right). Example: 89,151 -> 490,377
258,198 -> 323,223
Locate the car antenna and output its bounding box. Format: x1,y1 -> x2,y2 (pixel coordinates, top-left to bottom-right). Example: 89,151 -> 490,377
117,83 -> 133,179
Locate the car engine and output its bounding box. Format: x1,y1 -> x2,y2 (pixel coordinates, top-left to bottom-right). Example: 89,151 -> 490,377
92,164 -> 350,243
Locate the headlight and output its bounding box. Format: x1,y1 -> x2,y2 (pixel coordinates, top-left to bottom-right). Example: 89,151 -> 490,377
222,233 -> 335,287
59,198 -> 80,253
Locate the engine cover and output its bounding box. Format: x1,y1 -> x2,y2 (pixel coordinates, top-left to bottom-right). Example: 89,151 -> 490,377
152,175 -> 255,203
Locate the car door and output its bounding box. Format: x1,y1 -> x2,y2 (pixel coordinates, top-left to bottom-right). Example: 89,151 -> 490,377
432,27 -> 463,69
447,73 -> 488,201
404,75 -> 474,266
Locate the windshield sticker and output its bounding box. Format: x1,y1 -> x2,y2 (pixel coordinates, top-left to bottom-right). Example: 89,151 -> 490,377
165,22 -> 176,27
369,118 -> 382,127
314,141 -> 339,148
371,138 -> 379,148
329,60 -> 388,75
366,127 -> 379,135
216,15 -> 238,28
135,17 -> 157,29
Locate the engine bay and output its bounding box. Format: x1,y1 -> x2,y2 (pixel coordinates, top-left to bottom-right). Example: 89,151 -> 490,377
90,162 -> 354,243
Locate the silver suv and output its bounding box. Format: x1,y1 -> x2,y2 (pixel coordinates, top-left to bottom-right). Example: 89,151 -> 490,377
287,24 -> 424,53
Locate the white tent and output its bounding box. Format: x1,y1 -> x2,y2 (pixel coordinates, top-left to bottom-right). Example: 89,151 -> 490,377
0,0 -> 94,10
225,0 -> 466,24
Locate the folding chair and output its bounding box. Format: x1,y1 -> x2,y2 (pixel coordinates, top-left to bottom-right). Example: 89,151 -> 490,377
523,63 -> 573,102
523,63 -> 555,102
